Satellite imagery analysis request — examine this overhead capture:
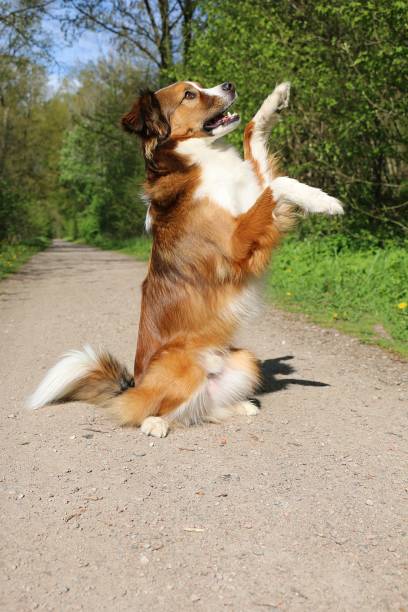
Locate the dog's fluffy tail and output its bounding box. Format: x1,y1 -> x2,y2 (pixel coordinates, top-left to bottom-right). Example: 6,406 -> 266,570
26,345 -> 134,411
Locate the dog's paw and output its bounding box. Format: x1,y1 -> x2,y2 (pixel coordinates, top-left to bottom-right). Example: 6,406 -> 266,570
255,82 -> 291,126
141,416 -> 169,438
235,400 -> 260,416
272,177 -> 344,216
273,81 -> 291,112
312,193 -> 344,215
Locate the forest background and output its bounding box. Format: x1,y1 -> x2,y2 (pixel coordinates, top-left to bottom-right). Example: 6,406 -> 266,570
1,0 -> 407,354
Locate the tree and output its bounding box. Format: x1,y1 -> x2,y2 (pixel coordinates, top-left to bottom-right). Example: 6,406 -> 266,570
0,0 -> 53,61
0,1 -> 61,241
0,59 -> 70,241
62,0 -> 198,83
59,57 -> 147,240
185,0 -> 408,237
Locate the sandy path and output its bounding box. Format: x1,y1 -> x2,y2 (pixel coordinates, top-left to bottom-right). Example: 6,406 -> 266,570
0,240 -> 407,612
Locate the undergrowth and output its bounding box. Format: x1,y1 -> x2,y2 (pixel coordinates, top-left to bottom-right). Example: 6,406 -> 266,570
0,237 -> 50,280
267,236 -> 407,357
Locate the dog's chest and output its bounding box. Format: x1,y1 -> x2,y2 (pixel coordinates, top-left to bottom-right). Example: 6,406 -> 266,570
177,140 -> 262,216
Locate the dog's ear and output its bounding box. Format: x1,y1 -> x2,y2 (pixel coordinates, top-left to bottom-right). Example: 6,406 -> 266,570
121,97 -> 144,134
121,90 -> 170,158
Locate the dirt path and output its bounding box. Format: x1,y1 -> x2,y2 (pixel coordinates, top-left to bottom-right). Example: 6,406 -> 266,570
1,240 -> 407,612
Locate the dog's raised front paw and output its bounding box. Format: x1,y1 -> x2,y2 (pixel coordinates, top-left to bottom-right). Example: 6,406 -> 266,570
272,177 -> 344,216
273,81 -> 291,112
313,193 -> 344,215
254,82 -> 291,127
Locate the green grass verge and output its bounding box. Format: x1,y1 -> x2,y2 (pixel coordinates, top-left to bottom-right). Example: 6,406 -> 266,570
0,237 -> 51,280
266,237 -> 408,358
87,234 -> 408,358
84,235 -> 152,261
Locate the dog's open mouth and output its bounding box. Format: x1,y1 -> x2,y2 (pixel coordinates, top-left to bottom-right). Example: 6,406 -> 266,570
204,109 -> 240,131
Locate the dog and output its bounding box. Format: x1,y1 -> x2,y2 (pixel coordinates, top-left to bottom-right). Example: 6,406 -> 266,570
27,81 -> 343,437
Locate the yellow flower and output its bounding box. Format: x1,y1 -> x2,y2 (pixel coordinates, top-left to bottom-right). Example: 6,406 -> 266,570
286,291 -> 292,296
397,302 -> 407,310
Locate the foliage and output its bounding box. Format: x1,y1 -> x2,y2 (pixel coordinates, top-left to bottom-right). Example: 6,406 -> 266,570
185,0 -> 408,238
59,57 -> 148,241
0,238 -> 50,280
266,235 -> 408,356
84,234 -> 152,260
2,1 -> 407,244
0,59 -> 70,241
0,0 -> 51,61
60,0 -> 198,83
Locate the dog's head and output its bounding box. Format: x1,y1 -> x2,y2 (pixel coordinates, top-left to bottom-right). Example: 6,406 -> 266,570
122,81 -> 239,159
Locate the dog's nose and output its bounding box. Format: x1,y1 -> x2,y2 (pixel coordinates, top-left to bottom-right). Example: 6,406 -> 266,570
221,81 -> 235,93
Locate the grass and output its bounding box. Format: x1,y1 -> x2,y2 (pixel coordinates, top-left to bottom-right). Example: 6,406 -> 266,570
0,237 -> 50,280
86,234 -> 408,359
84,235 -> 152,261
266,236 -> 408,358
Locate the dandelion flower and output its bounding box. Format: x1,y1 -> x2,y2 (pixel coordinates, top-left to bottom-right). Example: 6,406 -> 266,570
397,302 -> 407,310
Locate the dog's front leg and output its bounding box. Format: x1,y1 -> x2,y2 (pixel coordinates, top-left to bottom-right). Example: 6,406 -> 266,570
244,82 -> 290,185
244,83 -> 343,216
232,187 -> 280,276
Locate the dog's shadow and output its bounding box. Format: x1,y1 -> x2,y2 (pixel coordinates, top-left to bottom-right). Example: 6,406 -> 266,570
256,355 -> 329,395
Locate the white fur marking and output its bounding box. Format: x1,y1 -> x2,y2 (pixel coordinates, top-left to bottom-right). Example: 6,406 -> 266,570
197,84 -> 226,97
26,345 -> 98,410
272,177 -> 344,215
202,350 -> 225,376
168,346 -> 258,427
141,416 -> 169,438
140,192 -> 153,233
177,139 -> 262,216
234,400 -> 260,416
251,82 -> 291,183
145,207 -> 152,233
253,82 -> 290,128
207,365 -> 255,409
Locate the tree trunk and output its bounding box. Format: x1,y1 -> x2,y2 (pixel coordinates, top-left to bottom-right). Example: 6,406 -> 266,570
0,102 -> 10,177
158,0 -> 173,84
182,0 -> 195,67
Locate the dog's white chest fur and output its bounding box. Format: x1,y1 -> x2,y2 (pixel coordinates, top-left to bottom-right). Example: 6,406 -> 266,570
177,139 -> 262,216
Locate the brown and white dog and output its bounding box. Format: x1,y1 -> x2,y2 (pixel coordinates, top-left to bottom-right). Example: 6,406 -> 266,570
27,81 -> 343,437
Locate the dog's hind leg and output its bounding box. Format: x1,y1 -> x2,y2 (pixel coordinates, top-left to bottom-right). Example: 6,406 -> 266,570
111,346 -> 207,436
205,349 -> 260,423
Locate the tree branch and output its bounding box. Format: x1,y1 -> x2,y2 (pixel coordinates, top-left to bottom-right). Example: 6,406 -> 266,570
70,1 -> 161,66
142,0 -> 160,43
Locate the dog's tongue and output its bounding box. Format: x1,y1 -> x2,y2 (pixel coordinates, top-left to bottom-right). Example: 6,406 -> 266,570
205,112 -> 238,129
205,112 -> 224,129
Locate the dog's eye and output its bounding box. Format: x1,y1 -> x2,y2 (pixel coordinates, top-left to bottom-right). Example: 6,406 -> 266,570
184,91 -> 196,100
